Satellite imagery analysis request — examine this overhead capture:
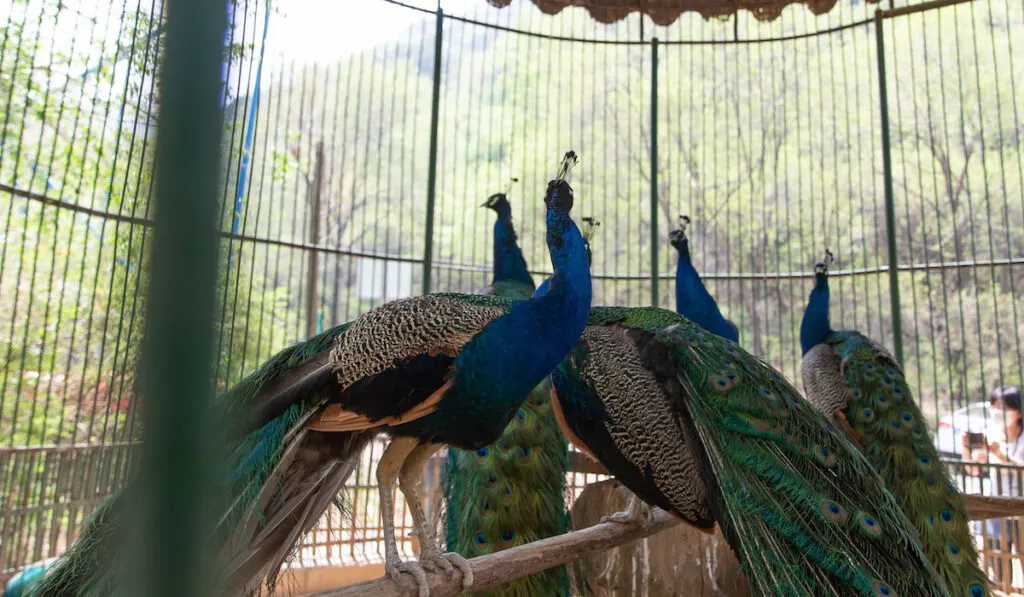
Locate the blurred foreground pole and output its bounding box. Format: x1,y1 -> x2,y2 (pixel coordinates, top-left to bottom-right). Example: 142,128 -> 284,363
130,0 -> 228,595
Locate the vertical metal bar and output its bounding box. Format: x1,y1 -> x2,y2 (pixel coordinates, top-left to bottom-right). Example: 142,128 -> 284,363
422,8 -> 444,295
874,12 -> 904,366
130,0 -> 227,595
305,140 -> 324,339
650,37 -> 659,307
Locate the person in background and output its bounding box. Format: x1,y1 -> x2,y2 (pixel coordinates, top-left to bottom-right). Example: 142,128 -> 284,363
962,385 -> 1024,585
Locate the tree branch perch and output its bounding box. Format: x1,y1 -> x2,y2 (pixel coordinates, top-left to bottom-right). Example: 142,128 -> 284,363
310,510 -> 681,597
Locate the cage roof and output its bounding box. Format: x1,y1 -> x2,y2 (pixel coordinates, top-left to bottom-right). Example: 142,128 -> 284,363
486,0 -> 877,24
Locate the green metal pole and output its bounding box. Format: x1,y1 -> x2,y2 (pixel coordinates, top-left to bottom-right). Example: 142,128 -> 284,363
129,0 -> 227,595
422,8 -> 444,295
650,37 -> 659,307
874,12 -> 905,366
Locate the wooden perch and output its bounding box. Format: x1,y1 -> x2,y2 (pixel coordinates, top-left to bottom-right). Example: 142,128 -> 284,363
962,494 -> 1024,520
310,510 -> 681,597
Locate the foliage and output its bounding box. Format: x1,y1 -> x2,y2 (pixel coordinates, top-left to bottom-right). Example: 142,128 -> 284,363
0,0 -> 1022,573
226,0 -> 1023,427
0,0 -> 287,570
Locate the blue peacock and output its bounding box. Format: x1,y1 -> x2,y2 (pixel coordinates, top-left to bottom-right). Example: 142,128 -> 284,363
541,303 -> 951,596
800,250 -> 988,597
670,215 -> 738,343
476,182 -> 537,300
443,185 -> 571,597
25,152 -> 593,597
536,222 -> 948,595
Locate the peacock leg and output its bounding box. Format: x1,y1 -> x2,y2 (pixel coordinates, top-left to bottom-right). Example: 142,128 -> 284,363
398,443 -> 474,589
599,492 -> 651,528
377,436 -> 432,597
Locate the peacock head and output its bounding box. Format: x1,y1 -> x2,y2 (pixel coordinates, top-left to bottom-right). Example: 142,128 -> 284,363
545,151 -> 578,213
481,177 -> 519,212
814,250 -> 833,274
481,193 -> 509,212
669,214 -> 691,251
814,250 -> 834,286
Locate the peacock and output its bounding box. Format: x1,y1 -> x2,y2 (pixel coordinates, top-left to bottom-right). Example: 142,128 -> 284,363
543,304 -> 951,596
443,187 -> 571,597
3,561 -> 53,597
800,250 -> 988,597
670,215 -> 738,342
26,151 -> 592,597
477,182 -> 536,300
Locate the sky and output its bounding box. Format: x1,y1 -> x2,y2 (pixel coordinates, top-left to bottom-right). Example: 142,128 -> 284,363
261,0 -> 477,67
1,0 -> 481,96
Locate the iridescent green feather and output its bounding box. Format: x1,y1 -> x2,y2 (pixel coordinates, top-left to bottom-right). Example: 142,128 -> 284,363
489,280 -> 535,300
822,331 -> 987,597
599,307 -> 949,597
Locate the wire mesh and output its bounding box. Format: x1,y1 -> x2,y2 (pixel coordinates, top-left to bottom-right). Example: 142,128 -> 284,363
0,0 -> 163,571
1,0 -> 1023,588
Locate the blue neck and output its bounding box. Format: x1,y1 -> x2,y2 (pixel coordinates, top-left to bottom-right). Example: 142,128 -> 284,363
538,209 -> 591,309
800,272 -> 833,355
491,207 -> 535,289
430,191 -> 591,446
674,239 -> 738,342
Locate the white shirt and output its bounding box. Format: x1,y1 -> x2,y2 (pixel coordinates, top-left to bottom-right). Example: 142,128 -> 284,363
988,431 -> 1024,496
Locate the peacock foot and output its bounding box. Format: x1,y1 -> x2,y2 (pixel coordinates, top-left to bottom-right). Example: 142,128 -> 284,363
385,554 -> 431,597
599,497 -> 650,528
428,552 -> 472,589
418,550 -> 452,576
417,545 -> 474,588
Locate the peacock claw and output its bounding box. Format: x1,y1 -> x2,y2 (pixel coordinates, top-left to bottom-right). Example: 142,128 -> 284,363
385,559 -> 431,597
599,496 -> 650,528
420,553 -> 454,576
600,509 -> 648,527
418,551 -> 473,588
444,552 -> 474,588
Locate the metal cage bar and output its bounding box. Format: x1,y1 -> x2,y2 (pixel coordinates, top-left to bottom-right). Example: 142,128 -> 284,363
1,0 -> 1023,591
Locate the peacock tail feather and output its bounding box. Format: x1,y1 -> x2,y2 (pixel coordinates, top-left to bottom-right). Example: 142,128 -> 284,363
803,330 -> 987,597
445,379 -> 570,597
21,492 -> 124,597
27,322 -> 366,597
577,306 -> 949,597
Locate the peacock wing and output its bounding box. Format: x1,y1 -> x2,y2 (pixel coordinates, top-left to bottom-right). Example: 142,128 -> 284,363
548,325 -> 713,526
620,310 -> 949,597
302,294 -> 512,433
816,331 -> 987,597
